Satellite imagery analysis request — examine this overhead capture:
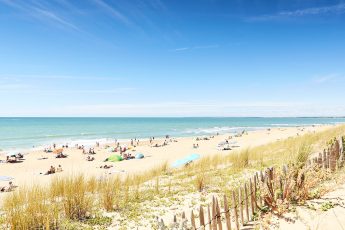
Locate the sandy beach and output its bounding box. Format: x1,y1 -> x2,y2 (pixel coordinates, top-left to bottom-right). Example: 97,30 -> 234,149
0,124 -> 335,190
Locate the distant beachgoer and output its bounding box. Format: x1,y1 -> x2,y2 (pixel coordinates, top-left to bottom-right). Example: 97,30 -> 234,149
45,166 -> 56,175
87,156 -> 95,161
0,182 -> 15,192
56,165 -> 63,172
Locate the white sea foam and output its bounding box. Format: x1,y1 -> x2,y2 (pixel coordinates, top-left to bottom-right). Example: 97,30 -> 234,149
183,126 -> 264,135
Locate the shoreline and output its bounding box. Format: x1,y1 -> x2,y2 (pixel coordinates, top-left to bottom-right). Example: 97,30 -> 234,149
0,124 -> 339,190
0,123 -> 341,154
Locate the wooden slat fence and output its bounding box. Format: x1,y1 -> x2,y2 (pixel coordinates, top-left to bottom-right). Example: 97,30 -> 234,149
159,136 -> 345,230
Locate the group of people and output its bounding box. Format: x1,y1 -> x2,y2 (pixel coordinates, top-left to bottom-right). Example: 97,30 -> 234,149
56,152 -> 67,158
193,143 -> 199,149
45,165 -> 63,175
83,148 -> 96,154
121,152 -> 135,160
130,138 -> 140,147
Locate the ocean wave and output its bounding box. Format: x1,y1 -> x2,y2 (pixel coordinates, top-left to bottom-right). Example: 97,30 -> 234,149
270,123 -> 323,127
183,126 -> 253,135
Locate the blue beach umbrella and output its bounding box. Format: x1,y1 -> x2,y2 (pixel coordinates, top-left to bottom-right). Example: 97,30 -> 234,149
171,154 -> 201,168
135,153 -> 144,159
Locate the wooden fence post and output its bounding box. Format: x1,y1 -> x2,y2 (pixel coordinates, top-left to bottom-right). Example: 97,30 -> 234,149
208,204 -> 212,230
327,149 -> 331,169
238,187 -> 244,226
318,152 -> 322,166
249,178 -> 255,217
200,205 -> 205,228
339,137 -> 344,167
223,195 -> 231,230
323,149 -> 327,169
191,210 -> 196,230
212,197 -> 217,230
232,190 -> 239,230
216,198 -> 222,230
244,184 -> 249,223
253,175 -> 258,211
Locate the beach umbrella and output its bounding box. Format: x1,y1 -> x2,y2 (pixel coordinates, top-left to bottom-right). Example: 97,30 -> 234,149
107,155 -> 123,162
53,148 -> 63,154
171,153 -> 200,168
135,153 -> 144,159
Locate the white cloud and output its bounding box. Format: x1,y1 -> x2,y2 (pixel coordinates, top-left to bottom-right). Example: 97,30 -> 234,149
91,0 -> 132,26
0,0 -> 80,31
173,44 -> 219,52
249,3 -> 345,21
312,74 -> 344,84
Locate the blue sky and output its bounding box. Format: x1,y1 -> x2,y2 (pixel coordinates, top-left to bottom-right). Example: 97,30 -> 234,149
0,0 -> 345,117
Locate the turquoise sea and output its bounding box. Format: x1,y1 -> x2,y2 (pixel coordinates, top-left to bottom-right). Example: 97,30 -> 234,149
0,117 -> 345,152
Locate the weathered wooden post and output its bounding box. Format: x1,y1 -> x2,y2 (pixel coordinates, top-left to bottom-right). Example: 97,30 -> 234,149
224,195 -> 231,230
212,197 -> 217,230
249,178 -> 255,217
200,205 -> 205,227
191,210 -> 196,230
244,184 -> 250,222
238,187 -> 244,225
232,191 -> 239,230
323,149 -> 327,169
208,204 -> 212,230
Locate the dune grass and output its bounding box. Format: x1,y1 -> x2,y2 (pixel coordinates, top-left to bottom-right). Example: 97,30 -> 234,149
1,125 -> 345,229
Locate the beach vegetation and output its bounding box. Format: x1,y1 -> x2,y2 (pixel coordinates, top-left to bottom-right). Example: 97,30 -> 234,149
1,125 -> 345,228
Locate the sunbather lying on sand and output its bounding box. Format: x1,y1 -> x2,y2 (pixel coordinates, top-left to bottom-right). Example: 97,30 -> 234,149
123,153 -> 135,160
100,164 -> 113,169
56,153 -> 67,158
87,156 -> 95,161
6,156 -> 19,163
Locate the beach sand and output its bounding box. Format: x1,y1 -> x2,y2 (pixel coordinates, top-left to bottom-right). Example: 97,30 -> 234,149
0,124 -> 336,191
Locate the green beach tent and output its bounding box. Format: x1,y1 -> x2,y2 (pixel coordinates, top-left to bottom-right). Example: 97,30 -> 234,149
107,155 -> 123,162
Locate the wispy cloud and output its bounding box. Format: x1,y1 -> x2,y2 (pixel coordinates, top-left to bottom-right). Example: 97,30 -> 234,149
91,0 -> 132,26
312,74 -> 345,84
173,44 -> 219,52
0,0 -> 80,31
249,3 -> 345,21
32,7 -> 81,31
0,74 -> 121,81
0,84 -> 30,91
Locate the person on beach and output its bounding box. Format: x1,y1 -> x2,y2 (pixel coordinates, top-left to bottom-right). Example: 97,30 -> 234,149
0,182 -> 15,192
56,165 -> 63,172
45,166 -> 56,175
87,156 -> 95,161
